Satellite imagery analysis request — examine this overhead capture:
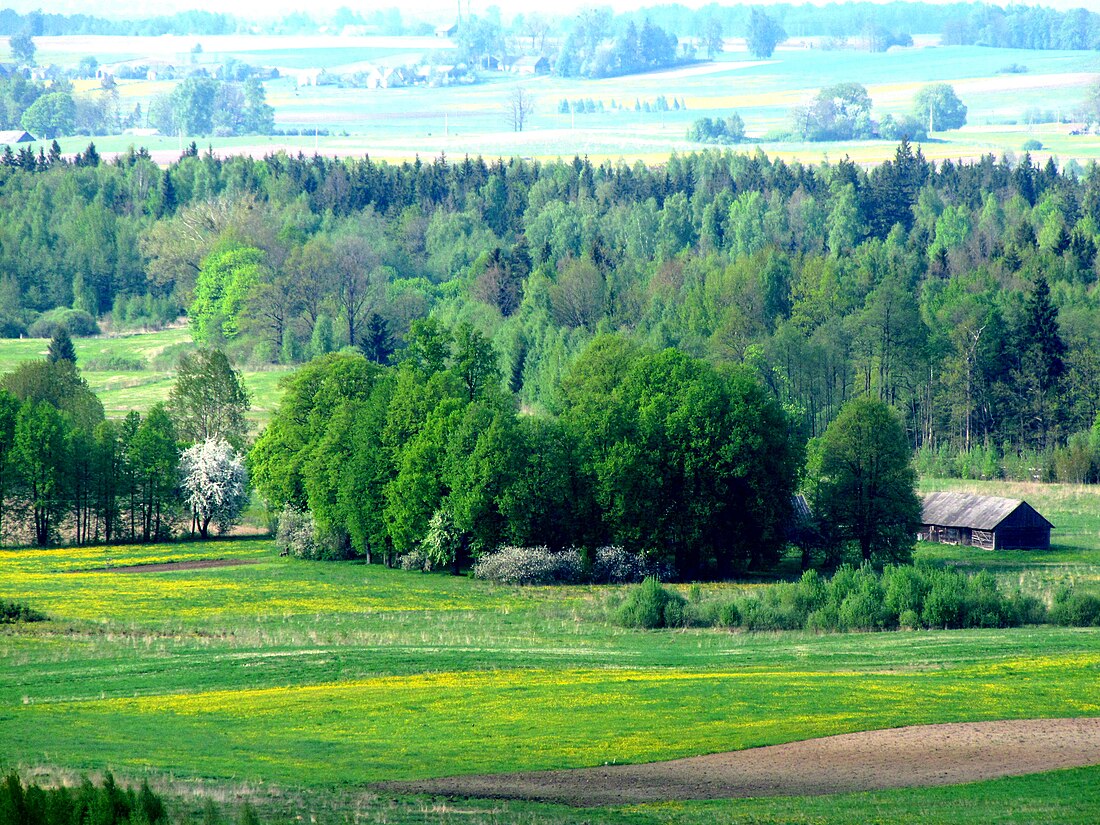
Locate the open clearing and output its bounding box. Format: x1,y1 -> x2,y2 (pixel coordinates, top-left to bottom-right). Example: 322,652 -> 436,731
385,718 -> 1100,805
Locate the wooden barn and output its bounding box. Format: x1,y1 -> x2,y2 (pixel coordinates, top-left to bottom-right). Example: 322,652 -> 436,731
919,492 -> 1053,550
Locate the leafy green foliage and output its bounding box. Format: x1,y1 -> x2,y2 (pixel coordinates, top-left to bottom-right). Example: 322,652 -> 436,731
168,348 -> 250,448
912,83 -> 968,131
672,564 -> 1057,633
616,576 -> 687,629
746,8 -> 786,58
813,397 -> 921,565
0,599 -> 45,622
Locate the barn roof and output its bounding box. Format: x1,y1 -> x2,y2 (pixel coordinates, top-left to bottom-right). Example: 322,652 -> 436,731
0,130 -> 34,144
920,492 -> 1052,530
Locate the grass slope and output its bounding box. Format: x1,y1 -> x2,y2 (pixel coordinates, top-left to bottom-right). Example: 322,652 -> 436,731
3,492 -> 1100,822
0,327 -> 291,429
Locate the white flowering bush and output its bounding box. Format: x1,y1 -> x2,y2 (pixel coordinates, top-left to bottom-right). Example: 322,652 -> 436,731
398,548 -> 433,572
590,546 -> 647,584
179,437 -> 250,538
473,546 -> 585,585
274,506 -> 320,558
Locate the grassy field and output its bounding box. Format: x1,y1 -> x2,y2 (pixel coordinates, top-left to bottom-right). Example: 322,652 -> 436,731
3,481 -> 1100,823
0,327 -> 291,430
16,35 -> 1100,166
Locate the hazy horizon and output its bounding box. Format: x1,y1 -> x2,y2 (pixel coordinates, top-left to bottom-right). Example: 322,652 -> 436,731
10,0 -> 1096,24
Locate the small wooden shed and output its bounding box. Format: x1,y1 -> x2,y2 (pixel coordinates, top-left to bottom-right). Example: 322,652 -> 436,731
919,492 -> 1052,550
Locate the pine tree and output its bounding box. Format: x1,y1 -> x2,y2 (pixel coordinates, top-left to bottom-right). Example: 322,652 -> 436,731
47,329 -> 76,365
155,170 -> 177,218
1023,275 -> 1067,389
359,313 -> 393,364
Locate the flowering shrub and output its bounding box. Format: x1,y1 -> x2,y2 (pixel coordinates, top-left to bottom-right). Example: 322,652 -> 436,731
398,549 -> 433,572
590,546 -> 646,584
275,506 -> 324,559
179,437 -> 249,538
473,546 -> 584,585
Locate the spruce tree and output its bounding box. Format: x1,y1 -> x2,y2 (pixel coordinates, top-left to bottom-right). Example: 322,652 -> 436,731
47,328 -> 76,365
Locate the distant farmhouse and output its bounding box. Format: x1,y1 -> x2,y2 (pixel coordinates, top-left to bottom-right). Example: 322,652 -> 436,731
0,130 -> 34,145
436,22 -> 458,38
512,55 -> 550,75
919,492 -> 1053,550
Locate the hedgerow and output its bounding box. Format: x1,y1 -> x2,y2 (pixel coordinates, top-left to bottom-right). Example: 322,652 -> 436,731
616,564 -> 1077,632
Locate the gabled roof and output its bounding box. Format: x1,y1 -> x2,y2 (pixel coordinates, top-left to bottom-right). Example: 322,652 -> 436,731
0,130 -> 34,144
921,492 -> 1053,531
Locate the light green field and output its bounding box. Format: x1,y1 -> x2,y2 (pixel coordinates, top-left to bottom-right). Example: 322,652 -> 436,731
0,327 -> 291,429
3,484 -> 1100,823
26,38 -> 1100,166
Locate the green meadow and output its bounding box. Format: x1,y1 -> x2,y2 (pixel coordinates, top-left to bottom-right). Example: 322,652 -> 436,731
3,479 -> 1100,823
0,327 -> 291,429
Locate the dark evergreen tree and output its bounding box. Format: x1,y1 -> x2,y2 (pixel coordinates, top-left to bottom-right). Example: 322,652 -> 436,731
46,328 -> 76,364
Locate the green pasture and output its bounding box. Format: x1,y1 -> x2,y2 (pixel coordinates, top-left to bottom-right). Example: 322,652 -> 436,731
0,328 -> 291,429
3,489 -> 1100,824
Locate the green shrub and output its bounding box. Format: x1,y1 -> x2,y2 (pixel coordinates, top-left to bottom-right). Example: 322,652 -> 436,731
28,308 -> 99,338
0,600 -> 46,623
1050,589 -> 1100,627
617,577 -> 687,629
883,564 -> 927,615
921,569 -> 968,628
1022,139 -> 1043,151
792,568 -> 828,614
838,578 -> 889,630
805,604 -> 839,633
898,609 -> 921,629
717,600 -> 741,627
83,355 -> 148,371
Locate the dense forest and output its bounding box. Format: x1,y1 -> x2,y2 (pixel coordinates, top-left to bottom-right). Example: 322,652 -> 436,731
3,141 -> 1100,464
5,140 -> 1100,571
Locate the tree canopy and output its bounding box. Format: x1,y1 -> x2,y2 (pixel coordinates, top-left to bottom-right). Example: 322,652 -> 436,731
813,396 -> 921,566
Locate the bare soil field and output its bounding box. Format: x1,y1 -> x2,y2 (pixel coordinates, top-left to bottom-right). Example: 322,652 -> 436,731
384,718 -> 1100,806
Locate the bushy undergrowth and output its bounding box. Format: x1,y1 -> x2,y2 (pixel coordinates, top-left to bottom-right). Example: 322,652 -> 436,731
472,545 -> 651,585
27,308 -> 99,338
274,506 -> 351,561
615,564 -> 1077,632
616,576 -> 687,628
83,355 -> 148,372
0,599 -> 46,623
1050,588 -> 1100,626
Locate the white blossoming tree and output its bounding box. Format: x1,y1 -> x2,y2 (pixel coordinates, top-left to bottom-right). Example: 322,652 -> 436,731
179,437 -> 249,539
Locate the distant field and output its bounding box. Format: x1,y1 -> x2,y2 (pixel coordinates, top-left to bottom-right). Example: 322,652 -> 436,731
2,526 -> 1099,823
22,36 -> 1100,166
0,327 -> 290,429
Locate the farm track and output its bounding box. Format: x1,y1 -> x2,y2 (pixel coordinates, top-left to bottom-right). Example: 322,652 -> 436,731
382,717 -> 1100,806
70,558 -> 262,574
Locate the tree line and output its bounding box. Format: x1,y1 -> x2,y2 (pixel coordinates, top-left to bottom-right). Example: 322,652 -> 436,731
7,3 -> 1099,52
253,322 -> 801,579
0,340 -> 251,546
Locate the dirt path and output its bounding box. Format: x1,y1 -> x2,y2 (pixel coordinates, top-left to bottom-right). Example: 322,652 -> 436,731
382,718 -> 1100,806
76,559 -> 261,574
